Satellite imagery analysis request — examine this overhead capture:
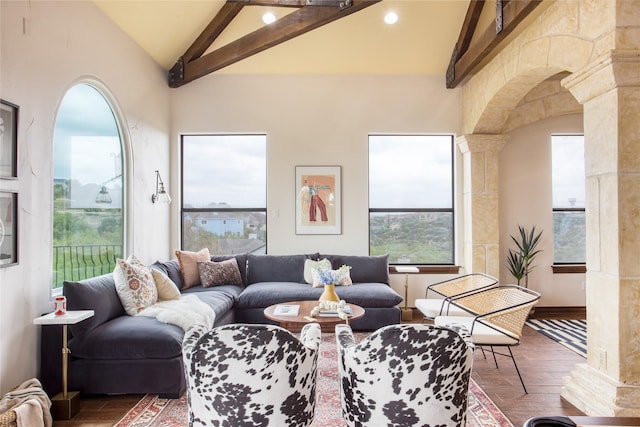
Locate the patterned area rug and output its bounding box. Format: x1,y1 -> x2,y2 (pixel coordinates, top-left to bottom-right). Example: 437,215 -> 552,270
115,333 -> 513,427
526,319 -> 587,358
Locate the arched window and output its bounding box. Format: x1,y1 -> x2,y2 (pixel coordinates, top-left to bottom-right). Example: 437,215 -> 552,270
52,83 -> 126,290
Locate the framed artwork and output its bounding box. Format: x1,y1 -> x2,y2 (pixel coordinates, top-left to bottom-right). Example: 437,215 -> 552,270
0,191 -> 18,267
0,99 -> 18,179
295,166 -> 341,235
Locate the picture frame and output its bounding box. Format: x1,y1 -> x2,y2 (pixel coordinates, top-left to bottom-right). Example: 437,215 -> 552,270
0,99 -> 18,179
0,191 -> 18,267
295,166 -> 342,235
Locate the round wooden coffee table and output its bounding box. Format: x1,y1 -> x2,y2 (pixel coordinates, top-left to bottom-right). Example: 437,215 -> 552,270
264,300 -> 365,332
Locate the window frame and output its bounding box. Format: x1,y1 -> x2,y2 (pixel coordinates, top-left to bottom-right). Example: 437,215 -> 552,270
51,78 -> 131,295
551,133 -> 586,266
368,134 -> 456,266
179,134 -> 268,254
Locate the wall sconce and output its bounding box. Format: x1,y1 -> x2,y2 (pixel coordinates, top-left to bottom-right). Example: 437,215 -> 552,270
151,170 -> 171,204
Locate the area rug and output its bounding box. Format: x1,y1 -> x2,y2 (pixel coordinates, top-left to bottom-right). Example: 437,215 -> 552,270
526,318 -> 587,358
115,333 -> 513,427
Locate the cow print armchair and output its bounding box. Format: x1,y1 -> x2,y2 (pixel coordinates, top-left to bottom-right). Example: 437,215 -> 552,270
182,323 -> 321,427
336,323 -> 474,427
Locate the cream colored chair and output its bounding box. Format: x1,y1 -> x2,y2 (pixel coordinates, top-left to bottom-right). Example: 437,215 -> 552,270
434,285 -> 540,393
415,273 -> 498,320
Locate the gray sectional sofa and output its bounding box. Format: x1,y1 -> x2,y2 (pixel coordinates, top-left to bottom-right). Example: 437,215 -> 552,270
40,253 -> 402,398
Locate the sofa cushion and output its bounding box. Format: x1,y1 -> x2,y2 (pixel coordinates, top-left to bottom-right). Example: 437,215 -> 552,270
182,285 -> 242,319
64,274 -> 125,339
247,254 -> 306,284
237,282 -> 402,308
198,259 -> 243,287
69,315 -> 184,360
211,254 -> 248,286
326,254 -> 390,284
175,248 -> 211,289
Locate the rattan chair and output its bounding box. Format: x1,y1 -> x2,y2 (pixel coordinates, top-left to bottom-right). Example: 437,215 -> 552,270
434,285 -> 541,393
415,273 -> 498,320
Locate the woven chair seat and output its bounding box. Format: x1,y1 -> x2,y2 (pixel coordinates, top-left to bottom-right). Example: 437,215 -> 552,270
434,316 -> 519,345
0,409 -> 17,427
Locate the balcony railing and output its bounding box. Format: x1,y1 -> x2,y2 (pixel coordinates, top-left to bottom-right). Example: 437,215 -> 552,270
52,244 -> 123,289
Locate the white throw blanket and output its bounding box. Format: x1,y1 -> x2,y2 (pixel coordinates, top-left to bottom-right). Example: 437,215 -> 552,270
0,378 -> 52,427
137,294 -> 215,331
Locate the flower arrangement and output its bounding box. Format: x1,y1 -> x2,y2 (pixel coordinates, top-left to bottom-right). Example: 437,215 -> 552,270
316,264 -> 351,286
310,299 -> 349,320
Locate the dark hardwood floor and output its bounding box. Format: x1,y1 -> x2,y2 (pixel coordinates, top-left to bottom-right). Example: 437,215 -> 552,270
52,309 -> 586,427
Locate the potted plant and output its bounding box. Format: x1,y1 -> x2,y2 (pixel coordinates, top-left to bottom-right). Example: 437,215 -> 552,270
506,225 -> 543,288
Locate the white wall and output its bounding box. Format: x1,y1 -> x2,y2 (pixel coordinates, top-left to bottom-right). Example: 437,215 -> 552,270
499,114 -> 586,306
169,74 -> 464,256
169,73 -> 464,302
0,1 -> 171,394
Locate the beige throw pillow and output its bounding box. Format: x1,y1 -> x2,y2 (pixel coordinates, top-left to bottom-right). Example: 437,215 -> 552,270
175,248 -> 211,289
150,269 -> 181,301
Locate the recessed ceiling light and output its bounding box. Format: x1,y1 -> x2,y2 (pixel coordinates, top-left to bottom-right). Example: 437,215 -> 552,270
262,12 -> 276,25
384,11 -> 398,25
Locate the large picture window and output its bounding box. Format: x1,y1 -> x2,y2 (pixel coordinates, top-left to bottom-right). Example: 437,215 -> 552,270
181,135 -> 267,254
551,134 -> 585,264
369,135 -> 454,265
52,83 -> 125,290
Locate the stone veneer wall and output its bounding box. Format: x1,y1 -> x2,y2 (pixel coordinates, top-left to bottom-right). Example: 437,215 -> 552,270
505,77 -> 582,133
457,0 -> 640,416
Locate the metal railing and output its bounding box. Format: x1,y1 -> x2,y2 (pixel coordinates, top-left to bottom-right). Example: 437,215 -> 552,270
52,244 -> 123,289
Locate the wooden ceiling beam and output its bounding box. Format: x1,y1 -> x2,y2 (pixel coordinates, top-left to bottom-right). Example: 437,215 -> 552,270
446,0 -> 542,88
455,0 -> 484,60
169,0 -> 378,87
182,2 -> 245,64
228,0 -> 307,7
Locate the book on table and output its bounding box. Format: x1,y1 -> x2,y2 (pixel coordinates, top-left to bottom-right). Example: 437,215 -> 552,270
273,304 -> 300,316
318,305 -> 352,317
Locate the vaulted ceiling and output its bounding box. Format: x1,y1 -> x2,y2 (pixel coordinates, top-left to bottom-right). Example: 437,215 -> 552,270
94,1 -> 469,74
93,0 -> 542,88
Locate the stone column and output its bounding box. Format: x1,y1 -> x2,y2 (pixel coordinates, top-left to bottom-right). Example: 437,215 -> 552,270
561,50 -> 640,416
456,134 -> 507,277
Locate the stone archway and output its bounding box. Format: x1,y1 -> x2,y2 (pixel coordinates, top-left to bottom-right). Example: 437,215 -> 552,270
458,0 -> 640,416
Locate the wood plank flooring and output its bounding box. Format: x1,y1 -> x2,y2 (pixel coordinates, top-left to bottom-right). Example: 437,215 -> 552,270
52,310 -> 586,426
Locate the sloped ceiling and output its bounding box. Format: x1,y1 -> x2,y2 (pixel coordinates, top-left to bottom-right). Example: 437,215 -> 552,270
93,0 -> 470,75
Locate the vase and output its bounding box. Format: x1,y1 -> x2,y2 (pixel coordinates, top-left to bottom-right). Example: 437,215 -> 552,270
319,283 -> 340,302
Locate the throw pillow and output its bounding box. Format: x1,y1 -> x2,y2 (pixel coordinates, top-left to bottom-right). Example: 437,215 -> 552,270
150,268 -> 181,301
175,248 -> 211,289
114,256 -> 158,316
198,258 -> 243,287
304,258 -> 332,284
